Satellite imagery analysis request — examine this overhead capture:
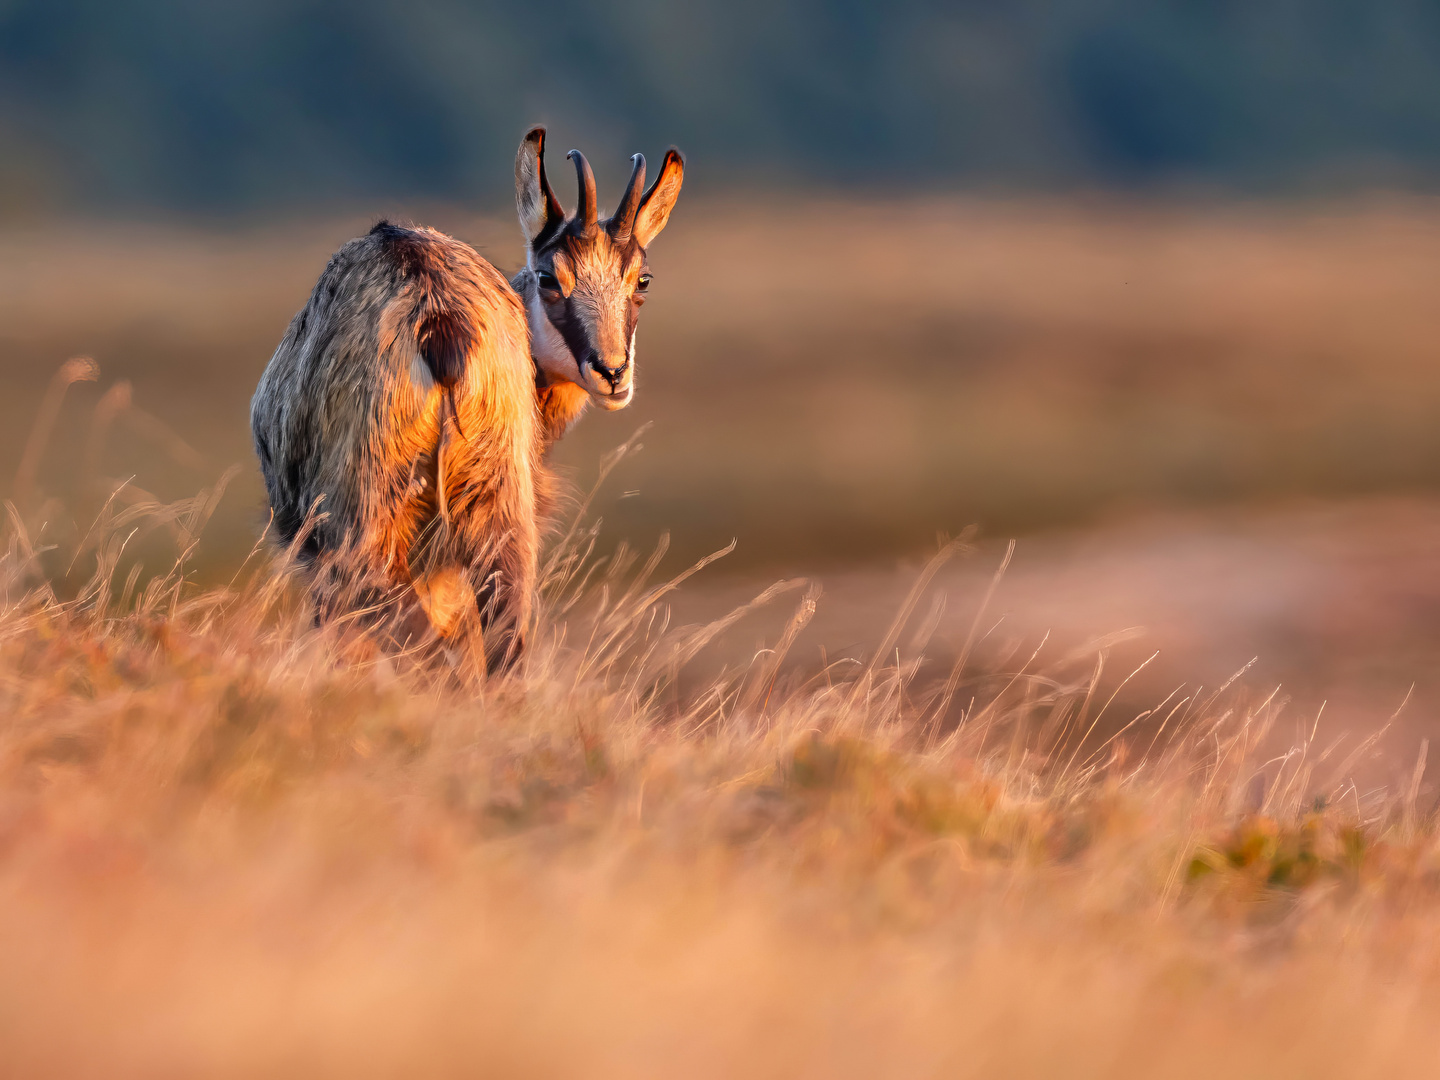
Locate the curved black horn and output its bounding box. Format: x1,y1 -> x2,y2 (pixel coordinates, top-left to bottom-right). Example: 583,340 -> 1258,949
607,153 -> 646,243
568,149 -> 598,230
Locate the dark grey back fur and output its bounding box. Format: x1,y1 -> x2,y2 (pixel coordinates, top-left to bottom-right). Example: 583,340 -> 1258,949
251,221 -> 539,666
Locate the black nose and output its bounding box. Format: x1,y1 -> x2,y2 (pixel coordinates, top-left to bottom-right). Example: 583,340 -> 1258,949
588,355 -> 629,389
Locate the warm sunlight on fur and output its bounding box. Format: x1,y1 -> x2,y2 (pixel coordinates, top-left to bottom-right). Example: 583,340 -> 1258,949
2,425 -> 1438,1077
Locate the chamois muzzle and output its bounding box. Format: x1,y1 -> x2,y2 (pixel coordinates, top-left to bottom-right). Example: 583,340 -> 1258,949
582,352 -> 633,409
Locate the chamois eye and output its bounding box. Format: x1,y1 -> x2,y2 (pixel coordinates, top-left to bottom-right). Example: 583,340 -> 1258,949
636,274 -> 652,292
536,270 -> 559,292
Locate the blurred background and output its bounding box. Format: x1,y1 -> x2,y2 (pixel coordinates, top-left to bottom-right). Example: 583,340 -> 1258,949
5,0 -> 1440,732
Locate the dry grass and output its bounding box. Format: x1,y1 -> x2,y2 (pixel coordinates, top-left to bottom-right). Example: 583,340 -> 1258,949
4,462 -> 1440,1077
8,197 -> 1440,1073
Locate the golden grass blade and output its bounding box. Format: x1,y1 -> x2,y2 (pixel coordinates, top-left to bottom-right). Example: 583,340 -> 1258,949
12,356 -> 100,510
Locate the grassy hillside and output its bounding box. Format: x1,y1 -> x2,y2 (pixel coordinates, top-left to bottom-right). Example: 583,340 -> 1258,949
1,482 -> 1437,1075
7,193 -> 1440,1071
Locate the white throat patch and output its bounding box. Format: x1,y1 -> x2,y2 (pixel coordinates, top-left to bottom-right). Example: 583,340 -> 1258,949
527,286 -> 577,377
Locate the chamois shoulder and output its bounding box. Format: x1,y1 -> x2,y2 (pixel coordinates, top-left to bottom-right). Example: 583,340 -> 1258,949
349,219 -> 523,317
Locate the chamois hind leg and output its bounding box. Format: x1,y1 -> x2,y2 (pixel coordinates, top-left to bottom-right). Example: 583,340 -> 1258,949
305,553 -> 433,666
410,563 -> 487,686
472,569 -> 528,677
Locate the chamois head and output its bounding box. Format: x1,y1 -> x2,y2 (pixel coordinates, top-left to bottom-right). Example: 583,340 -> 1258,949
514,126 -> 684,412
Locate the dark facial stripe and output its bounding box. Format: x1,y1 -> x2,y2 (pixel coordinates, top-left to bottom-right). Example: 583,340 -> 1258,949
530,228 -> 646,383
545,294 -> 599,372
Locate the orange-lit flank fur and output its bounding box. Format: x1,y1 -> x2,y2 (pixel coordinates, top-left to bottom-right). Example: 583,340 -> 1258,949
251,221 -> 538,669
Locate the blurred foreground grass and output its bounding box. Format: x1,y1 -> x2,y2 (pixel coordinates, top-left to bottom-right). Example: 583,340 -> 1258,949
2,484 -> 1439,1076
6,195 -> 1440,573
7,198 -> 1440,1072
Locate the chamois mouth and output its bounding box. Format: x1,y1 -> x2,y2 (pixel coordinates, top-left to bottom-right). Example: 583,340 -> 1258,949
579,356 -> 633,409
593,384 -> 633,410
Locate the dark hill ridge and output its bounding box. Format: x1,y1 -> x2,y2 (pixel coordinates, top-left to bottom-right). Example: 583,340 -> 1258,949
3,0 -> 1440,212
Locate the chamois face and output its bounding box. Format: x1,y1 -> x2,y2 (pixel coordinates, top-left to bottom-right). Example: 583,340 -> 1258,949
525,221 -> 649,409
514,127 -> 684,412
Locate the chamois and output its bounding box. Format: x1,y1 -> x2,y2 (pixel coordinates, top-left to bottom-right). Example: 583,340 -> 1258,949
249,127 -> 685,671
511,128 -> 685,442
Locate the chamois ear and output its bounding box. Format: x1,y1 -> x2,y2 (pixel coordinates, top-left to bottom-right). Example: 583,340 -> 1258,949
516,126 -> 564,246
632,148 -> 684,249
